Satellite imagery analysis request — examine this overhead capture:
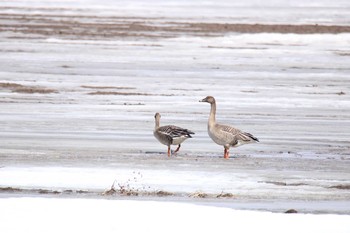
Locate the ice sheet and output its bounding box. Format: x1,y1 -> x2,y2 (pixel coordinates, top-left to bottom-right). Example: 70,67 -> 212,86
0,0 -> 349,216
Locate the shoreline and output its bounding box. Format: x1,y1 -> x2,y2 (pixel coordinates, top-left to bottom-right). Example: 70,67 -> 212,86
2,14 -> 350,40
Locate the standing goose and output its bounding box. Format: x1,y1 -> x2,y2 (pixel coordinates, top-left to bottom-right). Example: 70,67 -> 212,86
200,96 -> 259,159
153,113 -> 194,157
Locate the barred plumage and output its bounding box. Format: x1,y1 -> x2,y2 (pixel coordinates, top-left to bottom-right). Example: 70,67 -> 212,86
200,96 -> 259,159
153,113 -> 194,157
158,125 -> 194,141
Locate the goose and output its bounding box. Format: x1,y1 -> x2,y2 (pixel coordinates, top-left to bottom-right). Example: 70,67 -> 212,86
200,96 -> 259,159
153,113 -> 194,157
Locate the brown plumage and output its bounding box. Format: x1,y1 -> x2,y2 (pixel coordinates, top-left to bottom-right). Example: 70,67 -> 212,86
200,96 -> 259,159
153,113 -> 194,157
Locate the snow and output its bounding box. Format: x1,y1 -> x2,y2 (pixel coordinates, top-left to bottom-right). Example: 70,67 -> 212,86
1,160 -> 349,215
1,0 -> 350,25
1,32 -> 349,156
1,0 -> 350,230
1,198 -> 350,233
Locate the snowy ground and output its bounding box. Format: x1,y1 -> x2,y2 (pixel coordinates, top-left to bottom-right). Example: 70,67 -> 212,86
0,0 -> 350,231
1,198 -> 350,233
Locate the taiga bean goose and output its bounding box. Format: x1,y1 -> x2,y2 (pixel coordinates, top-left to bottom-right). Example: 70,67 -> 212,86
153,113 -> 194,157
200,96 -> 259,159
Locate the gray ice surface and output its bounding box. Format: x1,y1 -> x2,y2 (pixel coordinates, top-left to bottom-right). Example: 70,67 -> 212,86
0,0 -> 349,214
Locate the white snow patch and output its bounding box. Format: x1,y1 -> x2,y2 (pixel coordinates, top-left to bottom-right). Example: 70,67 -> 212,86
1,198 -> 349,233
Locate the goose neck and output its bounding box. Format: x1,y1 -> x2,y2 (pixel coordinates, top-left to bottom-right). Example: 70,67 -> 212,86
209,102 -> 216,126
155,118 -> 160,129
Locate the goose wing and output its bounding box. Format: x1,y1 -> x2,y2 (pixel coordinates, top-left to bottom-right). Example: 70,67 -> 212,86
157,125 -> 194,139
217,124 -> 258,144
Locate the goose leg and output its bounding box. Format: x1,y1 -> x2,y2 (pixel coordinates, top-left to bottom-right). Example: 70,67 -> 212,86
174,144 -> 181,153
224,148 -> 230,159
167,146 -> 171,157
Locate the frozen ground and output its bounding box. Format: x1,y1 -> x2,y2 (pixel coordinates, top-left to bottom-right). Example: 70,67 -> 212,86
0,0 -> 350,227
1,0 -> 350,25
1,198 -> 350,233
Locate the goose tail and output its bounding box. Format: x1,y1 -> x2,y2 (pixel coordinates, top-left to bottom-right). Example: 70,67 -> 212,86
243,132 -> 259,142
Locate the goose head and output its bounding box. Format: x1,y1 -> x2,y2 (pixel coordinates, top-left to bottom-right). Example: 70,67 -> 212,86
154,112 -> 161,120
199,96 -> 216,104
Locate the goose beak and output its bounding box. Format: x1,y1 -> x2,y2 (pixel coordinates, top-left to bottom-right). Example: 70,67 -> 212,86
199,98 -> 206,102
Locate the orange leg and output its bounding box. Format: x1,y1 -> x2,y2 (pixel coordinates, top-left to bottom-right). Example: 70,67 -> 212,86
174,144 -> 181,153
224,148 -> 230,159
167,146 -> 171,157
